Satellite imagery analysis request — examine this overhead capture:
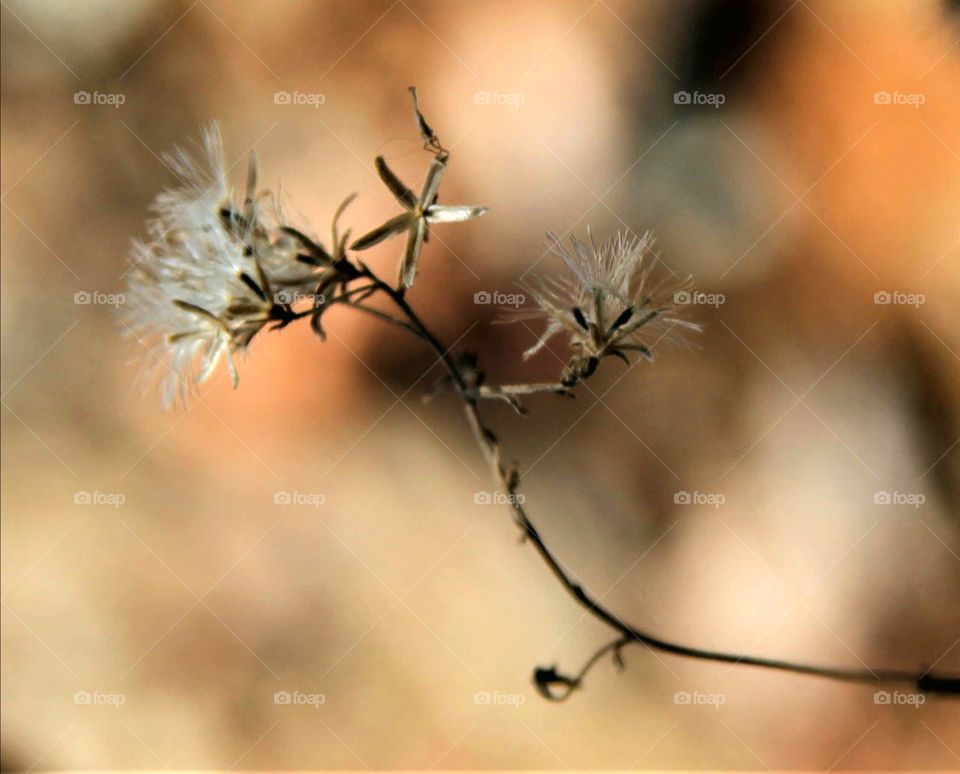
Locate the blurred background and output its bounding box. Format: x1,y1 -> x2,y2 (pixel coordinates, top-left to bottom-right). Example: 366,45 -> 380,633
2,0 -> 959,768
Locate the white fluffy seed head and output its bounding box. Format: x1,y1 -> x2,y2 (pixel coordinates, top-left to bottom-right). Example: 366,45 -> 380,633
120,124 -> 317,408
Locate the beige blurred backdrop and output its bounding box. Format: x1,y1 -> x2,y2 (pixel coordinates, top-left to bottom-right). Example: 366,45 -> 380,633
2,0 -> 960,769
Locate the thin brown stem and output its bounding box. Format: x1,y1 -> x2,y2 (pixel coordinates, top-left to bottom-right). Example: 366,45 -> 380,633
351,303 -> 420,336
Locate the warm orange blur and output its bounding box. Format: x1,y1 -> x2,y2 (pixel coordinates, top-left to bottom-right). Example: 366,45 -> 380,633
2,0 -> 959,769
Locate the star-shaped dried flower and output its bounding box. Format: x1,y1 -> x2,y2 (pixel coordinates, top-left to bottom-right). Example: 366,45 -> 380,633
350,154 -> 488,288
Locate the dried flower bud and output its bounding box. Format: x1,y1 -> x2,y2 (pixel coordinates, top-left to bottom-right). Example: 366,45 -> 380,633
509,229 -> 700,368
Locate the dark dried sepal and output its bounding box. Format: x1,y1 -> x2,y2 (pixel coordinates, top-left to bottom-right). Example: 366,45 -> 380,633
238,272 -> 268,301
332,192 -> 357,260
609,306 -> 634,331
533,666 -> 579,702
611,644 -> 626,671
309,311 -> 327,340
455,350 -> 483,389
280,226 -> 333,265
572,306 -> 589,330
560,356 -> 599,387
506,464 -> 521,493
375,157 -> 417,209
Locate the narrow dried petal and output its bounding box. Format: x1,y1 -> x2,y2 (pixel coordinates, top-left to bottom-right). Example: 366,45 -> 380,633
425,204 -> 489,224
172,298 -> 213,318
196,336 -> 228,384
243,150 -> 258,223
350,211 -> 416,251
418,158 -> 447,209
375,157 -> 417,209
332,192 -> 358,255
399,217 -> 427,288
282,226 -> 333,265
663,317 -> 702,332
225,348 -> 240,387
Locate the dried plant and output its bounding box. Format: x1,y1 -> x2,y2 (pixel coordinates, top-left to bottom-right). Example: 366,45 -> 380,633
121,89 -> 959,701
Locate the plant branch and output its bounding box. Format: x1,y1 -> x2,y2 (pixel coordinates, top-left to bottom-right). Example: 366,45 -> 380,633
343,264 -> 960,701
